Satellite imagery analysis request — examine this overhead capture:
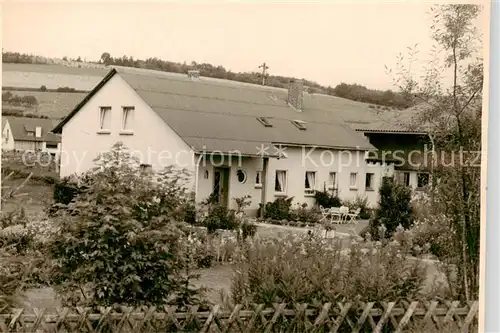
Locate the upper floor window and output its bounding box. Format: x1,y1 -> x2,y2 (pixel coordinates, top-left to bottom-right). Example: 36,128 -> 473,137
122,106 -> 134,131
99,107 -> 111,131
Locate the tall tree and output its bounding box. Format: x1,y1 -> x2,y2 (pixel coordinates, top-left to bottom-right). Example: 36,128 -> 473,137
391,4 -> 483,301
100,52 -> 111,64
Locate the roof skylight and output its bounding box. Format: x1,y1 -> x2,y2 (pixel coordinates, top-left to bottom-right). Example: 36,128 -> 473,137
257,117 -> 273,127
291,120 -> 307,130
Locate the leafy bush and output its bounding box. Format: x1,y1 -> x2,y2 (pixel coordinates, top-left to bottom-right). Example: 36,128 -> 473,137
343,195 -> 372,219
48,142 -> 206,307
231,234 -> 427,307
366,177 -> 414,240
314,189 -> 341,208
233,195 -> 252,214
241,221 -> 257,240
53,176 -> 85,205
183,203 -> 198,225
263,196 -> 293,220
289,202 -> 319,223
203,205 -> 240,234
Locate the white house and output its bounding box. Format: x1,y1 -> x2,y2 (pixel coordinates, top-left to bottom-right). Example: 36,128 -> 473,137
2,116 -> 62,157
52,66 -> 397,215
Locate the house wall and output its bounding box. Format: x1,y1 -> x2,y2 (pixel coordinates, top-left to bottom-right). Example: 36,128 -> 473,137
2,121 -> 15,150
14,140 -> 40,151
42,142 -> 62,158
196,155 -> 263,213
194,146 -> 394,215
59,74 -> 196,190
263,146 -> 394,209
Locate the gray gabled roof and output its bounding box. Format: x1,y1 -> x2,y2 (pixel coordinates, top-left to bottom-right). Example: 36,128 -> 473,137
4,116 -> 61,144
54,66 -> 379,155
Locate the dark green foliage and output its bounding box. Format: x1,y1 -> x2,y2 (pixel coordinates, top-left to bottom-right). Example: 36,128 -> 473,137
203,206 -> 240,234
241,221 -> 257,240
2,92 -> 38,106
343,195 -> 372,220
183,203 -> 197,225
264,197 -> 294,220
333,82 -> 413,109
314,190 -> 341,208
49,142 -> 205,307
367,177 -> 414,240
40,85 -> 47,92
56,87 -> 76,92
233,195 -> 252,214
289,203 -> 320,223
53,177 -> 83,205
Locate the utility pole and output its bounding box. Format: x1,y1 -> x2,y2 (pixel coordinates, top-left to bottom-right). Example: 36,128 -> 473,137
259,62 -> 269,86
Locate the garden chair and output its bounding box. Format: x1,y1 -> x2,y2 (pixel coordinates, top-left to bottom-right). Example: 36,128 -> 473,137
345,208 -> 361,224
319,206 -> 331,222
329,207 -> 344,224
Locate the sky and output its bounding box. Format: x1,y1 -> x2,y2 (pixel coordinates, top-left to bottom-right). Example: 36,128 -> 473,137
2,1 -> 489,91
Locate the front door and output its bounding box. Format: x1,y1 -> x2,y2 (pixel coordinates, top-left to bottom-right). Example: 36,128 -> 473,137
213,167 -> 230,207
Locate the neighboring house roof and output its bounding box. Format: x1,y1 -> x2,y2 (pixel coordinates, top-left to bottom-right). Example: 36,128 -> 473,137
53,67 -> 380,155
4,116 -> 61,144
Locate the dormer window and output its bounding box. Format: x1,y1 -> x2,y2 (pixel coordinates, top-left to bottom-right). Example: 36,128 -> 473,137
257,117 -> 273,128
291,120 -> 307,130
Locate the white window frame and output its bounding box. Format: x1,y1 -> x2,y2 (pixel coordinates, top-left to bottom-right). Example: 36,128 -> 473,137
349,172 -> 358,189
328,172 -> 337,190
121,106 -> 134,133
237,169 -> 247,184
255,171 -> 262,188
98,106 -> 111,133
365,173 -> 375,191
304,171 -> 316,195
274,170 -> 287,195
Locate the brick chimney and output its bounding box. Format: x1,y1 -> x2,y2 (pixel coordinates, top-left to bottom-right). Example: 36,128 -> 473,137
287,79 -> 304,111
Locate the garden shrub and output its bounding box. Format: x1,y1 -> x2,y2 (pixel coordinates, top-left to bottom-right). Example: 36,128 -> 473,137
233,195 -> 252,214
183,202 -> 198,225
231,234 -> 427,308
343,195 -> 372,219
241,221 -> 257,240
289,202 -> 319,223
48,142 -> 206,308
53,175 -> 89,205
264,196 -> 293,220
314,189 -> 341,208
366,177 -> 414,240
203,205 -> 240,234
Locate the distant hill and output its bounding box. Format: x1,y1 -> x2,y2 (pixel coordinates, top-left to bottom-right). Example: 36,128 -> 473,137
1,89 -> 86,120
3,51 -> 415,109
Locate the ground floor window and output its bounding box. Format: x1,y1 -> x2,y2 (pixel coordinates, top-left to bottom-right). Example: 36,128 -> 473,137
328,172 -> 337,190
304,171 -> 316,194
349,172 -> 358,188
275,170 -> 287,194
237,169 -> 247,184
365,173 -> 374,190
396,171 -> 410,186
255,171 -> 262,188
